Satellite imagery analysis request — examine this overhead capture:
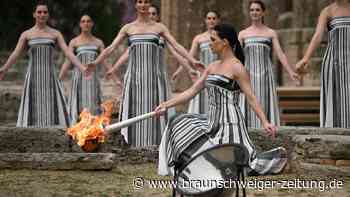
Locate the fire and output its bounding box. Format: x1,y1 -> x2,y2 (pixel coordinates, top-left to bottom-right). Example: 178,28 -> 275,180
67,100 -> 114,150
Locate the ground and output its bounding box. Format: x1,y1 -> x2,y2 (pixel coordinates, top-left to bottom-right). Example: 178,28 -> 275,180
0,163 -> 349,197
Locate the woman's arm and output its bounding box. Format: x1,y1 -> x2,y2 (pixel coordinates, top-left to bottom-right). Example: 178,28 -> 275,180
0,31 -> 27,80
94,24 -> 129,65
296,7 -> 329,71
107,48 -> 129,77
236,64 -> 276,137
271,30 -> 299,82
159,23 -> 198,65
171,36 -> 199,80
99,41 -> 121,84
155,66 -> 210,114
56,32 -> 85,73
59,39 -> 75,80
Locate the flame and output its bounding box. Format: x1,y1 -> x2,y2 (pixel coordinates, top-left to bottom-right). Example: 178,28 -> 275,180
67,100 -> 114,148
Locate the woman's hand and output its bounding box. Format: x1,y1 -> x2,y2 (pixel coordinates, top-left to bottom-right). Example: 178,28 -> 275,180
288,70 -> 300,83
296,59 -> 309,74
189,70 -> 200,82
192,61 -> 205,73
263,122 -> 276,140
154,102 -> 168,117
84,62 -> 97,79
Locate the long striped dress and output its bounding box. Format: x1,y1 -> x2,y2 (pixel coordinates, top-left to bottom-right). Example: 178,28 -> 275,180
68,45 -> 102,125
120,33 -> 172,147
158,74 -> 287,176
240,37 -> 280,128
321,16 -> 350,128
17,37 -> 70,128
188,41 -> 218,114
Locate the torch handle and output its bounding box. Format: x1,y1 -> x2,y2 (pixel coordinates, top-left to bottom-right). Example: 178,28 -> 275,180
105,111 -> 158,132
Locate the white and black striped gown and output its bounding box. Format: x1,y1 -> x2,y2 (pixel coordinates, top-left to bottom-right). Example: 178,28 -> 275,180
120,34 -> 172,147
188,41 -> 218,114
158,74 -> 287,176
321,17 -> 350,128
68,45 -> 102,125
240,37 -> 280,128
17,37 -> 70,128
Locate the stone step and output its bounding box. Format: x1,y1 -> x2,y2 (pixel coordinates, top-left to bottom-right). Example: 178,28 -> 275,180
0,127 -> 125,153
292,135 -> 350,160
0,153 -> 115,170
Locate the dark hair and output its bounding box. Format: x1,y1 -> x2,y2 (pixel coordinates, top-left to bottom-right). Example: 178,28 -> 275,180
150,4 -> 160,16
33,0 -> 49,13
249,0 -> 266,11
213,24 -> 245,63
249,0 -> 266,23
205,10 -> 221,19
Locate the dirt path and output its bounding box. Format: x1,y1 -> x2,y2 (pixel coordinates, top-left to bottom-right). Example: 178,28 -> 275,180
0,163 -> 349,197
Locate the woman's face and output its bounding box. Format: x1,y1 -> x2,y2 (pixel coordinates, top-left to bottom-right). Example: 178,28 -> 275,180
209,31 -> 225,54
205,12 -> 219,30
149,7 -> 159,22
80,15 -> 93,33
135,0 -> 151,15
33,5 -> 49,24
249,3 -> 265,22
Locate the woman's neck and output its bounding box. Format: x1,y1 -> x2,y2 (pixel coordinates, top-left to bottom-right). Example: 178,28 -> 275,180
80,31 -> 93,38
136,13 -> 151,23
34,22 -> 47,30
251,20 -> 264,28
219,48 -> 235,62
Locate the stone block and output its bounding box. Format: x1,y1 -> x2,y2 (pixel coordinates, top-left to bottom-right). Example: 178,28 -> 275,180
336,160 -> 350,167
0,153 -> 115,170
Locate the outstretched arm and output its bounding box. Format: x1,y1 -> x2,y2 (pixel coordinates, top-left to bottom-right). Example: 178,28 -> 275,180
171,36 -> 199,80
296,7 -> 329,71
99,42 -> 121,84
94,25 -> 128,65
56,32 -> 85,72
271,31 -> 299,82
236,64 -> 276,137
107,48 -> 129,76
59,39 -> 75,80
155,66 -> 210,113
160,24 -> 198,65
0,32 -> 27,80
167,42 -> 196,75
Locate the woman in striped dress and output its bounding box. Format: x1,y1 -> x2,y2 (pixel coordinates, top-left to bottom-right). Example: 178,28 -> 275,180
238,0 -> 299,128
90,0 -> 200,147
296,0 -> 350,128
172,11 -> 220,114
0,3 -> 87,128
156,24 -> 287,177
59,15 -> 117,125
106,4 -> 195,121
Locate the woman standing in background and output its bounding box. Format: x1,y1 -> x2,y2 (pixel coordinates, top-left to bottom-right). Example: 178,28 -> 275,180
238,0 -> 299,128
172,11 -> 220,114
90,0 -> 200,147
296,0 -> 350,128
0,2 -> 88,128
59,15 -> 118,125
